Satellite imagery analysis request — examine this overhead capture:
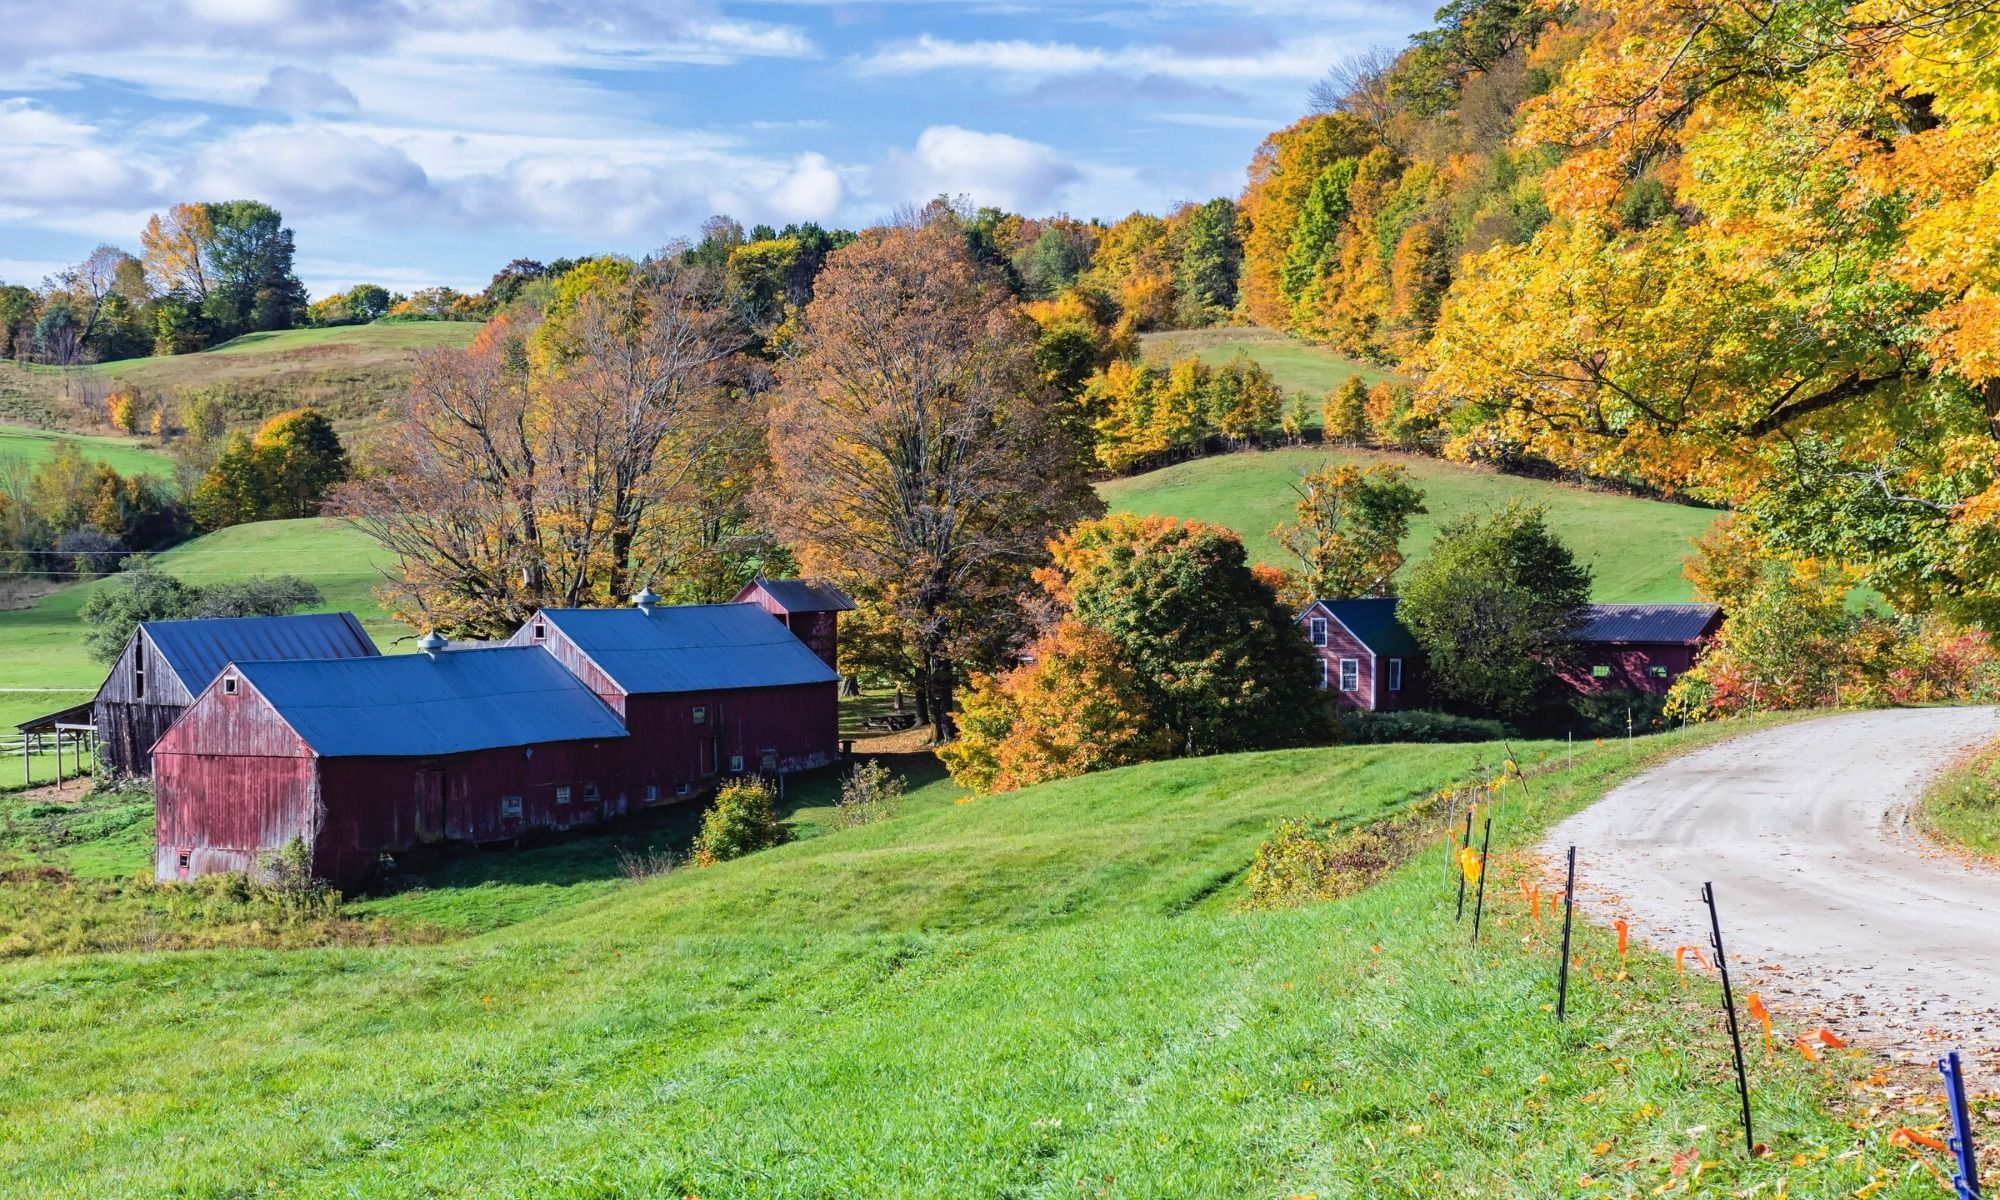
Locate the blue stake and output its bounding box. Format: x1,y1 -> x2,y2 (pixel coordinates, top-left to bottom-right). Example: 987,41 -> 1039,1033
1938,1050 -> 1983,1200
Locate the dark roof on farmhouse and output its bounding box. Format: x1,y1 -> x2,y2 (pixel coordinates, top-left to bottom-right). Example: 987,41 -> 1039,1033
1310,598 -> 1423,657
739,577 -> 858,613
230,646 -> 627,758
141,612 -> 378,693
1573,604 -> 1722,645
535,603 -> 841,694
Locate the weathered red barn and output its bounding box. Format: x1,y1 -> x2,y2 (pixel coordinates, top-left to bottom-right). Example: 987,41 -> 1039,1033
152,644 -> 629,890
509,596 -> 841,797
730,577 -> 856,670
1297,598 -> 1430,712
1557,604 -> 1724,696
91,612 -> 379,778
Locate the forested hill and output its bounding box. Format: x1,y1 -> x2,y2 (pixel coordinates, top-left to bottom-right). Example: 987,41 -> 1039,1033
1239,0 -> 2000,628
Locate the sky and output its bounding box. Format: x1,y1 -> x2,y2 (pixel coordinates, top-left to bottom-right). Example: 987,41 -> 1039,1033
0,0 -> 1430,298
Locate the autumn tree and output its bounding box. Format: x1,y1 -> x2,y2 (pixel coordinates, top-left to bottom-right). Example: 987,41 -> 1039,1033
760,211 -> 1100,739
1322,376 -> 1371,445
1241,114 -> 1379,328
1272,462 -> 1426,601
1398,502 -> 1592,717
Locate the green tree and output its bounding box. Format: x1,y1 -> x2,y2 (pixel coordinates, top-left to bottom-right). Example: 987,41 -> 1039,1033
251,409 -> 348,519
1174,197 -> 1243,323
79,565 -> 202,663
1273,462 -> 1426,600
1281,159 -> 1358,307
1398,502 -> 1593,717
1046,514 -> 1328,756
189,433 -> 264,529
202,200 -> 308,335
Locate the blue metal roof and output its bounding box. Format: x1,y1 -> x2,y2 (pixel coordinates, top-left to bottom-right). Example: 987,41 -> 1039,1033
1574,604 -> 1722,645
1309,598 -> 1424,656
738,577 -> 857,613
536,603 -> 840,695
232,646 -> 628,758
142,612 -> 378,693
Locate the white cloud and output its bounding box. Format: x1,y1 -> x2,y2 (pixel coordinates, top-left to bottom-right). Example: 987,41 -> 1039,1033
872,125 -> 1081,215
765,152 -> 846,222
186,125 -> 431,214
253,65 -> 360,112
855,32 -> 1354,83
0,99 -> 157,215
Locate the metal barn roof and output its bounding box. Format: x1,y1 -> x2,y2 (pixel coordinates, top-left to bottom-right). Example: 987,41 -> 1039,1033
536,603 -> 841,695
232,646 -> 627,758
142,612 -> 379,694
1310,598 -> 1424,656
736,577 -> 858,613
1574,604 -> 1722,645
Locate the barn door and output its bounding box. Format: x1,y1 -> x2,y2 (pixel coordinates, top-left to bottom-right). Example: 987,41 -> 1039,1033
414,768 -> 445,843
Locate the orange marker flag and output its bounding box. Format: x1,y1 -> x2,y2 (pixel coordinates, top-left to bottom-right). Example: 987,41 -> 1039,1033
1518,878 -> 1541,919
1889,1128 -> 1948,1152
1816,1028 -> 1845,1049
1613,919 -> 1629,956
1746,993 -> 1773,1049
1794,1035 -> 1822,1062
1674,945 -> 1711,983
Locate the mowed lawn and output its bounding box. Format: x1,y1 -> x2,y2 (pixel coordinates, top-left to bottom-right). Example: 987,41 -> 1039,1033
93,320 -> 482,382
1140,327 -> 1398,424
0,423 -> 175,479
0,728 -> 1932,1198
1100,446 -> 1719,602
0,519 -> 405,787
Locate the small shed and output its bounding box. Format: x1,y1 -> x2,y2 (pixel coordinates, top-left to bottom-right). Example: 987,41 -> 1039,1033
1297,598 -> 1429,712
731,577 -> 856,670
511,597 -> 841,796
93,612 -> 379,778
13,700 -> 96,788
1562,604 -> 1724,696
152,645 -> 628,890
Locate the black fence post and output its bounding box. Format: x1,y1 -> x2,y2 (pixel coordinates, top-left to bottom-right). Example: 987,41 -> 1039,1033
1454,810 -> 1474,920
1470,814 -> 1493,945
1556,846 -> 1577,1022
1702,881 -> 1755,1155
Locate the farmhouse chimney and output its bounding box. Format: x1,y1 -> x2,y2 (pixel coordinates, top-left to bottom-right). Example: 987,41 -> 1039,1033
418,630 -> 448,660
632,586 -> 661,616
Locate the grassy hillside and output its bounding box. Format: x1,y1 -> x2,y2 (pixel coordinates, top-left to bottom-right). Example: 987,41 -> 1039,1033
0,519 -> 403,787
0,422 -> 175,478
0,727 -> 1932,1198
92,321 -> 481,431
1140,326 -> 1398,413
1100,446 -> 1718,602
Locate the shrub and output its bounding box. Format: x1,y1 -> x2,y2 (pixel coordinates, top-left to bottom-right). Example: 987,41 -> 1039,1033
255,836 -> 336,910
832,759 -> 906,830
693,778 -> 788,866
1336,709 -> 1510,744
615,845 -> 679,882
1242,789 -> 1458,911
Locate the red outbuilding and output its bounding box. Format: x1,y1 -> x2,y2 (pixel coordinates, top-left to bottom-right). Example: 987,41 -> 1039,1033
152,642 -> 629,891
1556,604 -> 1724,696
510,593 -> 841,798
730,577 -> 856,670
1296,598 -> 1430,712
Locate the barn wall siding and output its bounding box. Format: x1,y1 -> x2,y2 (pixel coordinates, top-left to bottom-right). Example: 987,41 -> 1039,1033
507,625 -> 626,714
1560,644 -> 1701,696
154,752 -> 317,880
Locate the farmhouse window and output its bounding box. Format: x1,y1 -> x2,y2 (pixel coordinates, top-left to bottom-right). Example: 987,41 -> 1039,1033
501,795 -> 524,818
692,706 -> 707,725
643,784 -> 658,802
729,754 -> 745,773
531,621 -> 546,641
1388,659 -> 1403,691
1591,665 -> 1612,679
554,786 -> 571,806
1317,658 -> 1329,689
583,782 -> 600,802
1647,665 -> 1670,679
223,675 -> 238,695
1339,658 -> 1360,691
1309,617 -> 1329,647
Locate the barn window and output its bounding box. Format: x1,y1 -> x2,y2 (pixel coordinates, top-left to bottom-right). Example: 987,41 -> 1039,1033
643,784 -> 659,802
675,783 -> 691,797
177,850 -> 190,870
554,786 -> 571,806
1309,617 -> 1329,647
1592,665 -> 1612,679
1339,658 -> 1360,691
1388,658 -> 1403,691
531,620 -> 546,641
501,795 -> 523,818
760,750 -> 777,772
1317,658 -> 1329,690
729,754 -> 745,774
223,675 -> 238,695
692,706 -> 707,725
583,782 -> 600,802
1647,665 -> 1670,679
134,646 -> 147,700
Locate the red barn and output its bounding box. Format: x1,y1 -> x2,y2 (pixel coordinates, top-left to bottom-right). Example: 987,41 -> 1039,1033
1557,604 -> 1724,696
152,644 -> 629,891
1297,598 -> 1430,712
731,577 -> 856,670
510,596 -> 840,798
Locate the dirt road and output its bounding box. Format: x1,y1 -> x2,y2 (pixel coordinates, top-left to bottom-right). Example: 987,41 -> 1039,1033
1547,707 -> 2000,1082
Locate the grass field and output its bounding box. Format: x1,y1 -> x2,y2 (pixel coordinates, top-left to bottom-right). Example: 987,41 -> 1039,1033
1100,446 -> 1719,602
1140,327 -> 1398,420
0,519 -> 403,788
1920,739 -> 2000,857
0,422 -> 175,478
0,724 -> 1953,1198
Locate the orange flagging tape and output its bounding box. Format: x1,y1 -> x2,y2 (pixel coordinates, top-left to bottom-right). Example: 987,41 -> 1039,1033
1613,919 -> 1628,956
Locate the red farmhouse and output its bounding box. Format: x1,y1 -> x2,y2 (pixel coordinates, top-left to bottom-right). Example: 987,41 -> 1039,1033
1297,598 -> 1430,712
1557,604 -> 1724,696
731,577 -> 856,670
510,596 -> 840,797
153,644 -> 629,890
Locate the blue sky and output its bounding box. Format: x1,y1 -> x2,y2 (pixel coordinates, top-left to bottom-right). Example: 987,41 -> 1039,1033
0,0 -> 1429,298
